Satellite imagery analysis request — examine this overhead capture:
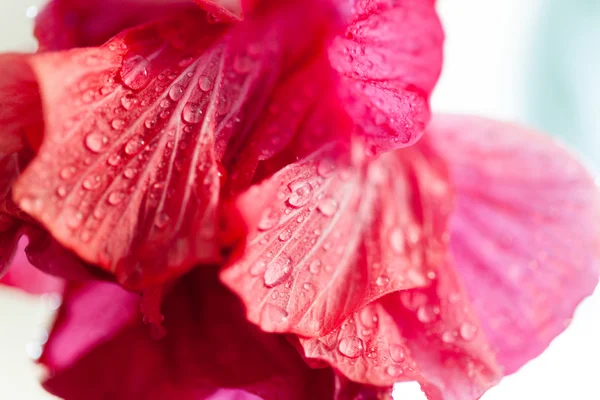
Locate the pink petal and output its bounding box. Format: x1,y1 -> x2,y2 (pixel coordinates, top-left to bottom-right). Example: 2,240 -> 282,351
299,261 -> 501,400
0,238 -> 64,294
42,270 -> 335,400
328,0 -> 444,154
15,5 -> 327,288
35,0 -> 197,50
425,115 -> 600,374
221,143 -> 448,337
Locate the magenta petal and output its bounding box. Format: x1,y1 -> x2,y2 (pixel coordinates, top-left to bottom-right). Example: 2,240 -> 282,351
425,114 -> 600,374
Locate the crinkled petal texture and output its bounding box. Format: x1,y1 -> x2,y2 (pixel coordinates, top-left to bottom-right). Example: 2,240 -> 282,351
426,115 -> 600,374
41,270 -> 334,400
12,0 -> 442,288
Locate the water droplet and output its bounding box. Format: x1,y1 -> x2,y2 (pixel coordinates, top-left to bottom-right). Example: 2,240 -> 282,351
107,154 -> 122,166
145,119 -> 156,129
159,99 -> 170,108
82,176 -> 101,190
416,305 -> 436,324
182,102 -> 203,124
107,191 -> 125,205
263,303 -> 289,327
124,168 -> 136,179
198,76 -> 212,91
309,259 -> 321,274
263,256 -> 292,288
303,282 -> 313,290
84,133 -> 106,153
80,230 -> 93,243
389,228 -> 405,254
278,230 -> 292,241
338,337 -> 364,358
359,307 -> 378,328
111,119 -> 125,130
120,54 -> 151,91
66,210 -> 83,229
442,331 -> 456,344
25,342 -> 43,360
386,365 -> 403,377
389,344 -> 406,363
288,180 -> 314,208
258,208 -> 280,231
120,93 -> 137,110
155,213 -> 170,229
168,84 -> 184,101
459,322 -> 478,341
125,136 -> 144,155
376,275 -> 390,287
318,198 -> 338,216
317,158 -> 336,177
250,260 -> 267,276
56,186 -> 67,197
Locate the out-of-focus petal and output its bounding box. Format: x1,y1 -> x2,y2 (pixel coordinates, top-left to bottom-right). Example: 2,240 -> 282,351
42,270 -> 335,400
35,0 -> 197,50
0,54 -> 43,153
425,114 -> 600,374
15,5 -> 330,289
0,239 -> 64,294
328,0 -> 444,154
221,143 -> 448,337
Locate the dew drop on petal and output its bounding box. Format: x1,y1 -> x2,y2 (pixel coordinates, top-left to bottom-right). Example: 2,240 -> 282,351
168,84 -> 184,101
376,275 -> 390,287
125,136 -> 144,155
386,365 -> 403,377
338,337 -> 364,358
278,230 -> 292,241
359,307 -> 378,328
389,344 -> 406,363
288,180 -> 314,208
198,76 -> 212,92
318,198 -> 338,216
309,259 -> 321,274
416,305 -> 436,324
120,93 -> 137,110
60,166 -> 77,180
459,322 -> 478,341
263,303 -> 289,327
66,210 -> 83,229
120,54 -> 151,91
182,102 -> 203,124
258,208 -> 280,231
111,119 -> 125,130
85,133 -> 106,153
107,191 -> 125,205
317,158 -> 336,177
263,256 -> 292,288
155,213 -> 170,229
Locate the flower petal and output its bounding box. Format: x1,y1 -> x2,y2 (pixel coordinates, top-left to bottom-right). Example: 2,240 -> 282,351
328,0 -> 444,154
300,262 -> 501,400
221,143 -> 449,336
0,238 -> 64,294
425,115 -> 600,374
42,270 -> 335,400
35,0 -> 197,50
0,54 -> 43,153
15,6 -> 326,288
195,0 -> 255,21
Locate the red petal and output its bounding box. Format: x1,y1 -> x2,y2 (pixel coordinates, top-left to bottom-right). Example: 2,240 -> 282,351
300,262 -> 501,400
35,0 -> 197,50
328,0 -> 444,154
0,54 -> 43,153
42,270 -> 335,400
221,143 -> 448,336
16,6 -> 326,288
425,115 -> 600,374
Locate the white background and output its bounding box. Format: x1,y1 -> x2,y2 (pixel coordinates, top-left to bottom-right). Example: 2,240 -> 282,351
0,1 -> 598,399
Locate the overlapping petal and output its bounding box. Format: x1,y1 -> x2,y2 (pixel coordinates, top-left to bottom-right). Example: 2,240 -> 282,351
221,143 -> 448,336
425,115 -> 600,374
42,270 -> 335,400
14,5 -> 330,288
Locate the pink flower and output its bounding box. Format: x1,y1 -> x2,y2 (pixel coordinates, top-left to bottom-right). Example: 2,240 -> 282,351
0,0 -> 598,399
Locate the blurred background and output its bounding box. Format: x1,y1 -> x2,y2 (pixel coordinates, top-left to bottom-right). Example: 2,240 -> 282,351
0,0 -> 598,398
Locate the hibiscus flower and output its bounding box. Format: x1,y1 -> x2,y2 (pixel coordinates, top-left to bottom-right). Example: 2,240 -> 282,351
1,0 -> 598,399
